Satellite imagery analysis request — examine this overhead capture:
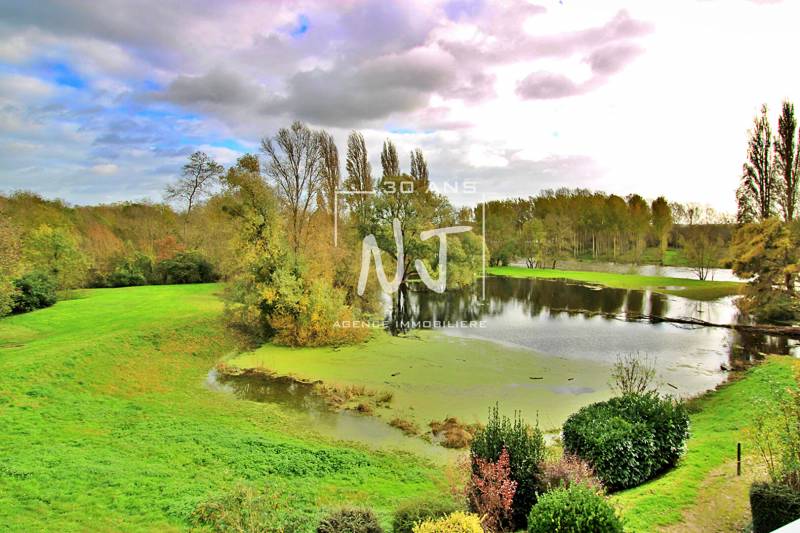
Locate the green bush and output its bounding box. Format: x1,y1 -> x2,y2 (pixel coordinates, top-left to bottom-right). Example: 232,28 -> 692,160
412,511 -> 483,533
190,483 -> 313,532
11,271 -> 57,313
107,252 -> 153,287
316,507 -> 383,533
562,392 -> 689,490
750,482 -> 800,533
392,498 -> 459,533
470,405 -> 546,529
527,484 -> 623,533
154,251 -> 217,284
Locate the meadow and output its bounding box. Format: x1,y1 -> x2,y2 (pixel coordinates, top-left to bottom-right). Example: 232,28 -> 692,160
0,284 -> 442,531
1,283 -> 794,532
487,266 -> 743,301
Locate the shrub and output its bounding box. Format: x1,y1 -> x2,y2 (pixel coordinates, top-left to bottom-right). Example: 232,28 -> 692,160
750,482 -> 800,533
468,447 -> 516,532
154,251 -> 217,284
412,511 -> 483,533
470,405 -> 545,529
11,271 -> 57,313
527,484 -> 623,533
392,498 -> 459,533
540,454 -> 602,492
190,483 -> 312,532
316,507 -> 383,533
562,392 -> 689,490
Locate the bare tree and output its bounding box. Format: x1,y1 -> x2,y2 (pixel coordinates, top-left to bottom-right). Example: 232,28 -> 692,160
318,131 -> 341,222
682,225 -> 724,280
261,121 -> 323,253
775,100 -> 800,222
165,151 -> 223,216
380,139 -> 400,178
739,104 -> 776,222
610,352 -> 657,395
410,148 -> 429,185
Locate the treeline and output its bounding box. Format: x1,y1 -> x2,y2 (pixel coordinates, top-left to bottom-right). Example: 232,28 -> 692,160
0,192 -> 224,316
475,189 -> 731,268
733,101 -> 800,321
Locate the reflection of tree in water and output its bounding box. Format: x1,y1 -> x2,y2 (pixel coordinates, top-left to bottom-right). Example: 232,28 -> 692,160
385,276 -> 799,366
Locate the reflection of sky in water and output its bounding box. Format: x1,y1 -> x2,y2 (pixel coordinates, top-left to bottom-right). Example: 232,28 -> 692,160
400,277 -> 799,390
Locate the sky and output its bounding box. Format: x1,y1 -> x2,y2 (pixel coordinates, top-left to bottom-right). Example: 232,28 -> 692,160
0,0 -> 798,212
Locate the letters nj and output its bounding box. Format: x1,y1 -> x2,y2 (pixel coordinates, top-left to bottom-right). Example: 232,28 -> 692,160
357,219 -> 471,295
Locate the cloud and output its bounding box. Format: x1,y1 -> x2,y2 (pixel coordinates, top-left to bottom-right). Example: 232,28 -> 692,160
586,43 -> 643,75
517,72 -> 585,100
90,163 -> 118,175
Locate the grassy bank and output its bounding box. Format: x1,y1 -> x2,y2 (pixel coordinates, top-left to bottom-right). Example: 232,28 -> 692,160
0,284 -> 441,531
613,357 -> 799,532
488,265 -> 742,300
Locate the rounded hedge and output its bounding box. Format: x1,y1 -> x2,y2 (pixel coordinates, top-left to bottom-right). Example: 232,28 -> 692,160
316,507 -> 383,533
393,498 -> 459,533
527,484 -> 623,533
562,392 -> 689,491
750,482 -> 800,533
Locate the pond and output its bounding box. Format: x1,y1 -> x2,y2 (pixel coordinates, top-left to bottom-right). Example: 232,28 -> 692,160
409,276 -> 798,374
212,275 -> 798,453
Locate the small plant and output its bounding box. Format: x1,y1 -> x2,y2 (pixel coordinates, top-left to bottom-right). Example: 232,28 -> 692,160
470,405 -> 545,529
540,453 -> 602,492
412,511 -> 484,533
527,484 -> 623,533
390,418 -> 420,436
316,507 -> 383,533
610,352 -> 657,395
430,417 -> 481,449
467,447 -> 516,532
750,387 -> 800,490
190,483 -> 312,532
392,498 -> 459,533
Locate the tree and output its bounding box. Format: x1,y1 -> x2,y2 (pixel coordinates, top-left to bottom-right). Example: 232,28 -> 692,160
24,224 -> 88,290
380,139 -> 400,178
732,219 -> 800,321
410,148 -> 429,186
651,196 -> 673,262
682,225 -> 724,281
775,100 -> 800,222
0,213 -> 21,316
519,218 -> 547,268
739,104 -> 776,222
318,131 -> 341,223
343,131 -> 373,219
627,194 -> 651,262
166,151 -> 223,216
261,121 -> 323,254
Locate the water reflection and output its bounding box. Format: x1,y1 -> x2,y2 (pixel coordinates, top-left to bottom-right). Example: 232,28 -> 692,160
205,369 -> 451,460
390,277 -> 799,372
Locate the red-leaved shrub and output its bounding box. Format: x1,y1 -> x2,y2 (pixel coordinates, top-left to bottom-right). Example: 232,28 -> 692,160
468,447 -> 517,532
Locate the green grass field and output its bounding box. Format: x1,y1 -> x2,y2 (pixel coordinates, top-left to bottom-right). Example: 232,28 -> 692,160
1,282 -> 789,532
488,265 -> 743,301
613,357 -> 798,532
0,284 -> 442,531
